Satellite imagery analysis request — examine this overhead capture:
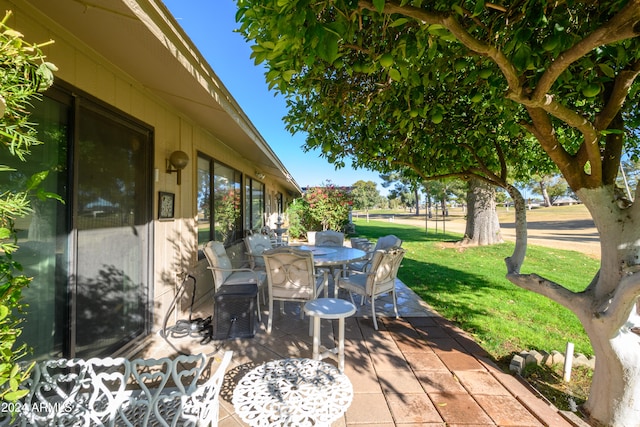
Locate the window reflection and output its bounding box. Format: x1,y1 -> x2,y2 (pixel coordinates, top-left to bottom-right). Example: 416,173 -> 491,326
245,177 -> 264,233
197,155 -> 243,246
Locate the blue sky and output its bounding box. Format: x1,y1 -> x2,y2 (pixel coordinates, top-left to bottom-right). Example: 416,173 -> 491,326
162,0 -> 388,193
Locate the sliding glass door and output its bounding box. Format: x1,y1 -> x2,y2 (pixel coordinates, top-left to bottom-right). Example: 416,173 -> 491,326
11,83 -> 152,359
74,104 -> 152,358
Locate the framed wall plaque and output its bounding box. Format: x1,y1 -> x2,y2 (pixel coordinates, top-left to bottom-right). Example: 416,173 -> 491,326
158,191 -> 175,219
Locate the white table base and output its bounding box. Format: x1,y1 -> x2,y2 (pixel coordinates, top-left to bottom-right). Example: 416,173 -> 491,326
304,298 -> 356,373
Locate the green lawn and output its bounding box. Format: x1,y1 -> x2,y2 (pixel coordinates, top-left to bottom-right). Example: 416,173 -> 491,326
352,218 -> 597,361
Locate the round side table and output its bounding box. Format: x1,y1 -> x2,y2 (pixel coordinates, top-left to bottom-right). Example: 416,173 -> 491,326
232,358 -> 353,426
303,298 -> 356,373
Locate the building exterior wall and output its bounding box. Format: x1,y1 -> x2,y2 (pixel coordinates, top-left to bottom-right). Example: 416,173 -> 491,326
3,1 -> 296,356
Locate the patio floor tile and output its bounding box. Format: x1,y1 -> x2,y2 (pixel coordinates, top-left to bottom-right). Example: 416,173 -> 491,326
137,279 -> 572,427
437,350 -> 487,371
429,392 -> 495,424
455,370 -> 511,395
346,392 -> 394,424
403,350 -> 449,371
376,368 -> 425,394
475,394 -> 544,426
414,370 -> 467,395
385,392 -> 443,423
347,370 -> 383,394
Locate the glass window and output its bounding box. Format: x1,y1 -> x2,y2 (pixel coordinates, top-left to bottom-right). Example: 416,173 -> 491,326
276,192 -> 284,215
197,154 -> 243,246
6,83 -> 152,359
74,103 -> 151,358
213,163 -> 242,245
197,156 -> 211,246
245,177 -> 264,233
6,88 -> 70,359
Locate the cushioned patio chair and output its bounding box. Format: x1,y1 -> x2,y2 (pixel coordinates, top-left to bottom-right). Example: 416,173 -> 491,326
349,237 -> 372,250
337,247 -> 405,330
262,246 -> 329,333
349,234 -> 402,273
315,230 -> 345,247
244,233 -> 273,270
204,240 -> 265,321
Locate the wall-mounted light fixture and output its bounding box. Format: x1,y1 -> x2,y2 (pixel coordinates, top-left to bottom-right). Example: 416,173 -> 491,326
255,171 -> 266,180
166,150 -> 189,185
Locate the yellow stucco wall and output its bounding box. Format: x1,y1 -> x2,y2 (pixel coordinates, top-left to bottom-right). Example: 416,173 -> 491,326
3,1 -> 290,343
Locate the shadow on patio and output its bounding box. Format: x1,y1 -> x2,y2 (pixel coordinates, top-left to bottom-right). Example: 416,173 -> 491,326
139,280 -> 576,427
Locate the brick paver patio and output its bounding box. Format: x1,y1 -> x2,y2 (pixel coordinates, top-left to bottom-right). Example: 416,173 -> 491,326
139,280 -> 577,426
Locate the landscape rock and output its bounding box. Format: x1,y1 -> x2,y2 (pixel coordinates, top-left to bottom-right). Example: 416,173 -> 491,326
511,349 -> 594,373
510,354 -> 526,374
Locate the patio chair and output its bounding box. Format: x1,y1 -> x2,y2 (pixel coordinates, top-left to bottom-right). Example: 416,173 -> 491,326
204,241 -> 264,321
337,246 -> 406,330
349,234 -> 402,272
244,233 -> 273,270
349,237 -> 372,250
315,230 -> 345,247
262,246 -> 329,333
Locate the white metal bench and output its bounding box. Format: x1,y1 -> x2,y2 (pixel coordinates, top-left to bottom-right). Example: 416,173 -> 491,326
0,351 -> 232,426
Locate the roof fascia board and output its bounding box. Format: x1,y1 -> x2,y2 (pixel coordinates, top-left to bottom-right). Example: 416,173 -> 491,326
123,0 -> 301,193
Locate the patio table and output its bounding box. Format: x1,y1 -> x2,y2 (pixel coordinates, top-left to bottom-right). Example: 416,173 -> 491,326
297,245 -> 366,269
297,245 -> 366,286
232,358 -> 353,427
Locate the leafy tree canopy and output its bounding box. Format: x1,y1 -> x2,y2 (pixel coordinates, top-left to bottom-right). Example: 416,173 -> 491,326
236,2 -> 640,424
236,0 -> 639,193
350,180 -> 380,211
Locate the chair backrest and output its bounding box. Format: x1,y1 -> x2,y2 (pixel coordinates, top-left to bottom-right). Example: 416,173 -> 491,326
349,237 -> 370,250
366,247 -> 406,295
315,230 -> 344,247
262,247 -> 318,300
244,234 -> 273,268
373,235 -> 402,251
204,241 -> 232,287
10,351 -> 233,426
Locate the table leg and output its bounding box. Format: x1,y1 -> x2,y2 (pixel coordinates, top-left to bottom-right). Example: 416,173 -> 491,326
312,316 -> 321,360
338,317 -> 345,372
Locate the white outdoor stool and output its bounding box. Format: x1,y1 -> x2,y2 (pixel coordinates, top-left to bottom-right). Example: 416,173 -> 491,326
304,298 -> 356,373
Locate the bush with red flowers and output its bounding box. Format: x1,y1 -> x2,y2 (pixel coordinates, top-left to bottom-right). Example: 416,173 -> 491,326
302,182 -> 353,232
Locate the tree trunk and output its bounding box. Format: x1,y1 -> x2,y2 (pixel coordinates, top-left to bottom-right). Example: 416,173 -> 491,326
414,187 -> 420,216
440,197 -> 447,217
539,180 -> 551,207
504,184 -> 528,274
506,186 -> 640,426
461,178 -> 503,246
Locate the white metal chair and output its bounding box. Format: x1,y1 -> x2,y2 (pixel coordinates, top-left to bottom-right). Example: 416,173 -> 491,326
262,246 -> 329,333
7,351 -> 233,426
204,241 -> 264,321
315,230 -> 345,247
244,233 -> 273,270
349,234 -> 402,272
337,247 -> 406,330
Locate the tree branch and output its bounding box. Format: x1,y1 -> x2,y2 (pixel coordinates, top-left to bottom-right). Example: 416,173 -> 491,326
596,271 -> 640,332
511,97 -> 601,185
504,184 -> 528,274
506,272 -> 583,311
358,0 -> 524,95
520,107 -> 589,189
534,1 -> 640,99
458,140 -> 509,186
360,0 -> 640,192
595,60 -> 640,131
